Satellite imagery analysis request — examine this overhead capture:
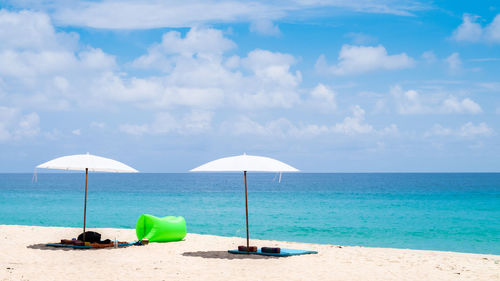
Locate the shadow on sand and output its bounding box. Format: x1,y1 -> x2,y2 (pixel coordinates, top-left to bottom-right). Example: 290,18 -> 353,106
26,243 -> 126,251
182,250 -> 279,260
27,243 -> 79,251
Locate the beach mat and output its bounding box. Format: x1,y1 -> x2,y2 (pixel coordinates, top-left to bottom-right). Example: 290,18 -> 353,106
228,248 -> 317,257
46,242 -> 136,249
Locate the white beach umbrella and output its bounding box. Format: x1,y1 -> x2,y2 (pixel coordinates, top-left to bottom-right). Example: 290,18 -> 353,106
191,153 -> 298,250
36,153 -> 138,237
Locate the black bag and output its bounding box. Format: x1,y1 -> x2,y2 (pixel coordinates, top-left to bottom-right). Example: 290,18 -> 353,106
78,231 -> 101,243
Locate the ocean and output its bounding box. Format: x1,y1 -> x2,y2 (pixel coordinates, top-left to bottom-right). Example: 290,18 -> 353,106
0,173 -> 499,255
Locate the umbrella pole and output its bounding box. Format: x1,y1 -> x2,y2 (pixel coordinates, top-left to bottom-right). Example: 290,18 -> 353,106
244,171 -> 249,251
83,168 -> 88,241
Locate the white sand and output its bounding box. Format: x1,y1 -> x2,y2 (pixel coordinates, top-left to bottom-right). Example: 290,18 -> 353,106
0,225 -> 498,281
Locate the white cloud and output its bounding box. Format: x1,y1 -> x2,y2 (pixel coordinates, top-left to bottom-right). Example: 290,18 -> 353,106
424,124 -> 453,137
425,122 -> 493,138
445,52 -> 462,72
452,14 -> 500,43
129,29 -> 303,110
485,15 -> 500,42
223,105 -> 378,138
315,45 -> 414,75
0,11 -> 302,113
120,110 -> 213,136
0,10 -> 120,111
52,1 -> 281,29
43,128 -> 63,141
0,9 -> 78,51
452,14 -> 483,42
72,129 -> 81,135
90,122 -> 106,129
249,19 -> 281,36
441,97 -> 482,114
391,86 -> 426,114
391,85 -> 482,114
459,122 -> 493,137
0,106 -> 40,141
379,124 -> 399,136
308,84 -> 337,113
344,32 -> 377,45
221,116 -> 336,138
6,1 -> 427,30
132,27 -> 235,71
421,50 -> 437,63
373,99 -> 388,113
119,124 -> 149,136
332,105 -> 373,135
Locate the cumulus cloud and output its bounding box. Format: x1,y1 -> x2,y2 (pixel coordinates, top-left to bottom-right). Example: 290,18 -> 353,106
391,85 -> 482,114
0,11 -> 305,114
128,28 -> 303,109
425,122 -> 493,138
120,110 -> 213,136
132,27 -> 236,71
331,105 -> 373,135
445,52 -> 462,73
392,87 -> 425,114
452,14 -> 483,42
249,19 -> 281,36
307,84 -> 337,113
452,14 -> 500,43
459,122 -> 493,137
0,106 -> 40,141
0,10 -> 120,111
221,105 -> 399,138
315,45 -> 414,75
441,96 -> 482,114
0,9 -> 78,51
221,117 -> 328,138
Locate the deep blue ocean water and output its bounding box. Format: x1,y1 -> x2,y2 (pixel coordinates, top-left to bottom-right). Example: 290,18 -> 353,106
0,173 -> 499,254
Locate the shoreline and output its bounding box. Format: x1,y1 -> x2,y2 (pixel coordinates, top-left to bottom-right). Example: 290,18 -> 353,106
1,225 -> 499,280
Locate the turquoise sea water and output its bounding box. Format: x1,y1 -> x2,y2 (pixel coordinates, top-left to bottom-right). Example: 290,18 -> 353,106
0,173 -> 499,254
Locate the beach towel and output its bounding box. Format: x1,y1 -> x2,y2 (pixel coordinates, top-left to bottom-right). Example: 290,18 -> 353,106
46,241 -> 136,249
228,248 -> 318,257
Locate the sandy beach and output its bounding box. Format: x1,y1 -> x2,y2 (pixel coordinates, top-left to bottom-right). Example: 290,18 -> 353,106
0,225 -> 498,280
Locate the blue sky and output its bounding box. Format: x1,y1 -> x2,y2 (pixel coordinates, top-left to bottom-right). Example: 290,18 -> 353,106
0,0 -> 499,172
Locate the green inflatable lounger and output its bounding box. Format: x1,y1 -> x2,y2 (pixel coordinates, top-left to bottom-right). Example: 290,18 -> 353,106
136,214 -> 187,242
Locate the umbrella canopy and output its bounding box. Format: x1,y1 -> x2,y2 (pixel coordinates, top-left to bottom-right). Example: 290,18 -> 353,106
190,154 -> 298,173
36,153 -> 138,238
190,153 -> 298,251
37,153 -> 138,173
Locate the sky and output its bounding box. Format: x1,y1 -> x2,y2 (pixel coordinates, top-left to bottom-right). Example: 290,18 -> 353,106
0,0 -> 499,172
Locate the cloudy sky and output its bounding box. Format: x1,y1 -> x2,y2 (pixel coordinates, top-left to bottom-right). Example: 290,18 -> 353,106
1,0 -> 499,172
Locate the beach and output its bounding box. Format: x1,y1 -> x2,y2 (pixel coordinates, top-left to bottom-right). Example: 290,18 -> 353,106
0,225 -> 498,281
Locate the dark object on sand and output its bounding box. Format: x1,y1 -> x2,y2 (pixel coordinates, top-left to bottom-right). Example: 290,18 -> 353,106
238,245 -> 257,252
78,231 -> 101,242
97,239 -> 111,244
229,248 -> 318,257
261,247 -> 280,253
73,240 -> 85,246
46,241 -> 135,249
